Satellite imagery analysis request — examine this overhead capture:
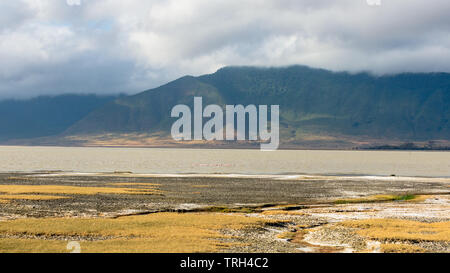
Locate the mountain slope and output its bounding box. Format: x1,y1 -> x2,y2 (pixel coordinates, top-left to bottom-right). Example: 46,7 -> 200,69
0,94 -> 117,141
66,66 -> 450,145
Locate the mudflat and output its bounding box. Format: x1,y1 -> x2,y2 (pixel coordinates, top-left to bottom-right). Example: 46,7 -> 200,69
0,172 -> 449,253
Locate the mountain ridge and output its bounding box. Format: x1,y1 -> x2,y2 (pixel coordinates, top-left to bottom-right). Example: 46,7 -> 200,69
64,65 -> 450,147
1,65 -> 449,149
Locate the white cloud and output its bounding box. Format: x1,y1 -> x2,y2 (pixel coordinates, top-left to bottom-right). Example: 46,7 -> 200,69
0,0 -> 449,98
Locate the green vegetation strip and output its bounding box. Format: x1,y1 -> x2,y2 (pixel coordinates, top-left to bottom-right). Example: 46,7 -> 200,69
334,194 -> 417,205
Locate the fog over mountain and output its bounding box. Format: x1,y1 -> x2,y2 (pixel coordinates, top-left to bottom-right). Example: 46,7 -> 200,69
1,0 -> 450,98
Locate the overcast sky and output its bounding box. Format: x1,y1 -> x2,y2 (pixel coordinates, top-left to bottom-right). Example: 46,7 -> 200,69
1,0 -> 450,98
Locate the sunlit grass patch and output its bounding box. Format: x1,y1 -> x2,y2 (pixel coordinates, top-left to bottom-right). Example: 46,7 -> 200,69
0,195 -> 69,201
191,185 -> 211,188
199,206 -> 258,213
334,194 -> 417,204
277,231 -> 297,240
340,219 -> 450,242
0,185 -> 162,196
0,199 -> 9,204
407,195 -> 433,202
0,237 -> 233,253
380,243 -> 427,253
0,239 -> 67,253
262,210 -> 306,216
0,212 -> 274,253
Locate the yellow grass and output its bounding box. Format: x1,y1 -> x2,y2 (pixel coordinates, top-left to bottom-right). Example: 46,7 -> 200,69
191,185 -> 211,188
0,195 -> 68,201
334,194 -> 417,204
277,231 -> 297,240
381,243 -> 427,253
341,219 -> 450,242
0,185 -> 162,196
261,210 -> 306,216
408,195 -> 433,202
0,239 -> 68,253
0,212 -> 273,253
0,199 -> 9,204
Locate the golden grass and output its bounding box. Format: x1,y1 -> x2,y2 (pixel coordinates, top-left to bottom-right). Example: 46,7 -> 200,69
0,185 -> 162,196
341,219 -> 450,242
0,237 -> 235,253
262,210 -> 306,216
380,243 -> 427,253
6,177 -> 32,181
0,195 -> 68,201
199,206 -> 259,213
0,212 -> 273,253
0,239 -> 68,253
191,185 -> 211,188
0,199 -> 9,204
408,195 -> 433,202
277,231 -> 297,240
334,194 -> 417,204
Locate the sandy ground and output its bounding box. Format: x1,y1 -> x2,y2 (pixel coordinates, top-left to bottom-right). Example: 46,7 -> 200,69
0,172 -> 449,252
227,195 -> 450,253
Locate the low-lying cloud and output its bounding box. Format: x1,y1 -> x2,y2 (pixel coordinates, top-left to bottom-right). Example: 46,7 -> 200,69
1,0 -> 449,98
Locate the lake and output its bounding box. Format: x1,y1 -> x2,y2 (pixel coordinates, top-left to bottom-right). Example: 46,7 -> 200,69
0,146 -> 449,177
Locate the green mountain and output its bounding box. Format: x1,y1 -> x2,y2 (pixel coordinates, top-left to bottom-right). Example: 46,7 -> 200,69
66,66 -> 450,147
0,94 -> 118,141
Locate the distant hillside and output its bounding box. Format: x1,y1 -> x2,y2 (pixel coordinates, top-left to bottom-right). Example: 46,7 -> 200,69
0,94 -> 117,141
65,66 -> 450,147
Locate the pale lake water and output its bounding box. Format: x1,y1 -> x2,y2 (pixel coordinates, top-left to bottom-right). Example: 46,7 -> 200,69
0,146 -> 449,177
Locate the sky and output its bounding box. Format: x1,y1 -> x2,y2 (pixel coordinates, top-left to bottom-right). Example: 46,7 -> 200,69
1,0 -> 450,99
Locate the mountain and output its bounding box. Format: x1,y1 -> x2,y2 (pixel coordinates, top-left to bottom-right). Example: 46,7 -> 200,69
2,66 -> 449,148
0,94 -> 118,141
64,66 -> 450,148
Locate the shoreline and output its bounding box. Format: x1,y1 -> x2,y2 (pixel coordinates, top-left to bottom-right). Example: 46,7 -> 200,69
22,171 -> 450,182
2,143 -> 450,152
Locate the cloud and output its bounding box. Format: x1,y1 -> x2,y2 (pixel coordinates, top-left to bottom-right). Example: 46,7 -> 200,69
0,0 -> 450,98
